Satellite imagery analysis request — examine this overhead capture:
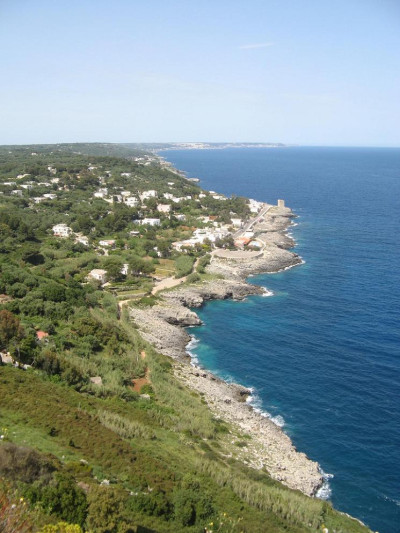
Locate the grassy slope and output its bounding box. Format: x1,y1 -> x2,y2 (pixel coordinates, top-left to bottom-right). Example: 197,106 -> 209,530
0,350 -> 370,532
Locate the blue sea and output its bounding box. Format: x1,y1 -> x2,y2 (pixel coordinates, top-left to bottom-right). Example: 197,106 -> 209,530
163,147 -> 400,533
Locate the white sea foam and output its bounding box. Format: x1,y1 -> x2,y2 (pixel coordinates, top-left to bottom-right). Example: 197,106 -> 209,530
316,469 -> 334,500
270,415 -> 285,427
383,494 -> 400,507
262,288 -> 274,297
186,335 -> 200,366
246,391 -> 286,426
263,257 -> 306,275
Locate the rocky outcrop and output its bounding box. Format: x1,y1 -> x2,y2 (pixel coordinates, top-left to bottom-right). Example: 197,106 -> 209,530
256,231 -> 295,249
129,306 -> 192,360
162,279 -> 265,308
152,302 -> 202,326
208,246 -> 302,280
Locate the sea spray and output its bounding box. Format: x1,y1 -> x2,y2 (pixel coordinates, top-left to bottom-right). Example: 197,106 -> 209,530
186,334 -> 200,366
246,390 -> 286,427
316,470 -> 334,500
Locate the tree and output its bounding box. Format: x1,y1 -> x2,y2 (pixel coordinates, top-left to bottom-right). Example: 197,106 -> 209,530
0,310 -> 23,350
105,258 -> 124,282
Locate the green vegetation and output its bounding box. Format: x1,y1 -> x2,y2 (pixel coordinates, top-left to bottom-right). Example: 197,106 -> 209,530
0,144 -> 371,532
175,256 -> 195,278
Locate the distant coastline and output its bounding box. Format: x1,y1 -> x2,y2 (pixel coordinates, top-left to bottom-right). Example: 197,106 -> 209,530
155,141 -> 289,152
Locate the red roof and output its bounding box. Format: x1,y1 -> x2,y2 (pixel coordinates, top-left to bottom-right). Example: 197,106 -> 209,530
36,331 -> 49,340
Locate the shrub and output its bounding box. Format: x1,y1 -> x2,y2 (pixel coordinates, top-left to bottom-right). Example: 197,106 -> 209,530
197,254 -> 211,274
126,490 -> 172,519
0,442 -> 56,484
175,255 -> 195,278
38,522 -> 83,533
24,474 -> 87,527
86,486 -> 127,533
186,273 -> 200,284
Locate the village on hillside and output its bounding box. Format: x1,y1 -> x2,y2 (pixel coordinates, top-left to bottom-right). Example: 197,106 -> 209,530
0,145 -> 277,295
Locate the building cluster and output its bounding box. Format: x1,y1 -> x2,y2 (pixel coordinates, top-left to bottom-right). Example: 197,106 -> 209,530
2,159 -> 269,259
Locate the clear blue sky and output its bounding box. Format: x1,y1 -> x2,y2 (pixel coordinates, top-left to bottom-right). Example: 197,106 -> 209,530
1,0 -> 399,146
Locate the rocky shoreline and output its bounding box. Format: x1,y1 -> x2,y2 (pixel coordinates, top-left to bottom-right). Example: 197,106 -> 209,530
129,205 -> 324,496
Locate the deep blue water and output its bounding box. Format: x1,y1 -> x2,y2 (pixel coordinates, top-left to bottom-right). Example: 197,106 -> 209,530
163,147 -> 400,533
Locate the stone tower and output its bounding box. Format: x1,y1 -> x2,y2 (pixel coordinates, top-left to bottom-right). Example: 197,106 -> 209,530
277,199 -> 285,208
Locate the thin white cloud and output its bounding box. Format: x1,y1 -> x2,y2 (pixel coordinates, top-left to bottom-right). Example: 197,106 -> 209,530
238,42 -> 274,50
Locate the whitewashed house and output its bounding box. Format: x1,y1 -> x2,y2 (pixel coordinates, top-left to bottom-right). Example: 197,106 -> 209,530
125,197 -> 138,207
52,224 -> 73,237
142,218 -> 160,226
231,218 -> 243,228
157,204 -> 171,213
88,269 -> 107,284
75,235 -> 89,246
140,190 -> 157,202
99,239 -> 115,247
248,199 -> 263,213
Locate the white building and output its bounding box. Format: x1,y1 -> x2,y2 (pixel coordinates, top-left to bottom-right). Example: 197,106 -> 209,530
248,199 -> 263,213
88,269 -> 107,284
11,190 -> 22,196
121,263 -> 129,276
52,224 -> 73,237
125,196 -> 138,207
163,193 -> 174,200
43,193 -> 57,200
75,235 -> 89,246
175,214 -> 186,221
140,190 -> 157,201
231,218 -> 243,228
142,218 -> 160,226
212,194 -> 227,201
121,172 -> 132,177
172,240 -> 196,251
157,204 -> 171,213
99,239 -> 115,247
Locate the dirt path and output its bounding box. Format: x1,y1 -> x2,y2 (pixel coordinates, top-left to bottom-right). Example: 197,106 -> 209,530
151,257 -> 200,295
131,351 -> 151,393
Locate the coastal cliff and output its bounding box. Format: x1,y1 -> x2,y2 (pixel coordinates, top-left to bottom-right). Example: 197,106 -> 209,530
129,204 -> 325,496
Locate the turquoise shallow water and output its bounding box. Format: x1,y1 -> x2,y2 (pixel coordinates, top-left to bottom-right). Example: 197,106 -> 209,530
163,147 -> 400,533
